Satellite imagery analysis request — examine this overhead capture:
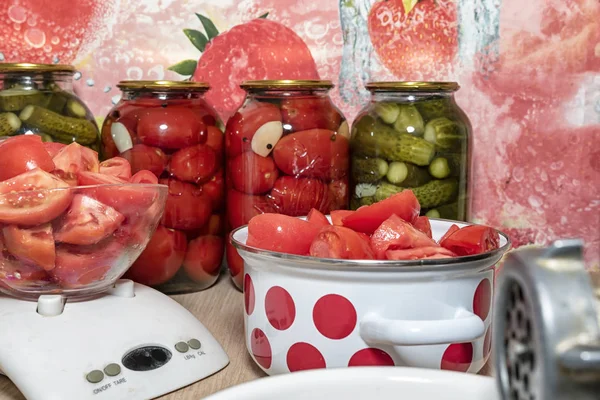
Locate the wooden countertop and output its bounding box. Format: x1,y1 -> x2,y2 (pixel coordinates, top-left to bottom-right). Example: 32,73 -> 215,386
0,272 -> 492,399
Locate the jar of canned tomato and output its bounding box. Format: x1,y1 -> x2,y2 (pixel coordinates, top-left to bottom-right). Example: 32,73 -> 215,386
100,80 -> 225,294
225,80 -> 349,290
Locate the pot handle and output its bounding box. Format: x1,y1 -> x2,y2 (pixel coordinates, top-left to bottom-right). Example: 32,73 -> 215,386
359,309 -> 485,346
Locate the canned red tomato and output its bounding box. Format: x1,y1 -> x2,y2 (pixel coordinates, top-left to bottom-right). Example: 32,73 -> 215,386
100,80 -> 225,294
225,80 -> 349,290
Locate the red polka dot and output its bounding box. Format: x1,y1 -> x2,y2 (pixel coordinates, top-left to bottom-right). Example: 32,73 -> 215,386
244,274 -> 255,315
286,342 -> 326,372
348,348 -> 395,367
473,278 -> 492,321
441,342 -> 473,373
265,286 -> 296,330
250,328 -> 272,369
313,294 -> 357,339
484,326 -> 492,358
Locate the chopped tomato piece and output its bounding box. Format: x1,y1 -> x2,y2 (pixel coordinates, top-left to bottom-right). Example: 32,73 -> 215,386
370,214 -> 438,259
386,246 -> 457,260
130,170 -> 159,184
0,135 -> 55,180
413,216 -> 432,238
307,208 -> 330,227
99,157 -> 132,180
342,191 -> 420,234
51,142 -> 100,185
246,213 -> 321,255
50,243 -> 118,288
330,210 -> 354,226
439,224 -> 460,244
2,224 -> 55,271
440,225 -> 501,256
309,225 -> 374,260
43,142 -> 67,158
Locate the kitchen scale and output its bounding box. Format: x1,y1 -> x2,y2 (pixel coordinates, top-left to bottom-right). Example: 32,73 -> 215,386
0,279 -> 230,400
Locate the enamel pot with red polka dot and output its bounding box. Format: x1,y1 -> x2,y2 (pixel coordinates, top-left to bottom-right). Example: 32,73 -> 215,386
231,218 -> 511,376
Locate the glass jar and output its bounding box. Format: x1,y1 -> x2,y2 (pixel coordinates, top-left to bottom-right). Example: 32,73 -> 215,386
0,63 -> 100,150
350,82 -> 472,221
100,80 -> 225,294
225,80 -> 349,290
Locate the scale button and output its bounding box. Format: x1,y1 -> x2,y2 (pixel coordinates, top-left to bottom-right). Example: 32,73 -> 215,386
188,339 -> 201,349
104,363 -> 121,377
86,370 -> 104,384
175,342 -> 189,353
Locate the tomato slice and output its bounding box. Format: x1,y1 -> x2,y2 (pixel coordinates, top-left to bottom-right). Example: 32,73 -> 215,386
246,213 -> 321,255
226,189 -> 276,229
0,169 -> 72,226
280,97 -> 342,132
330,210 -> 354,226
183,235 -> 224,282
137,107 -> 207,149
0,135 -> 55,181
440,225 -> 501,256
0,232 -> 49,284
386,246 -> 457,260
43,142 -> 67,158
51,142 -> 100,186
229,152 -> 279,195
342,190 -> 421,234
225,102 -> 282,157
439,224 -> 460,244
168,144 -> 218,184
121,144 -> 167,177
307,208 -> 330,227
370,214 -> 439,259
123,225 -> 187,286
130,170 -> 159,184
309,225 -> 375,260
99,157 -> 132,180
267,176 -> 330,217
160,178 -> 212,230
50,243 -> 118,288
54,194 -> 125,246
3,224 -> 55,271
413,216 -> 433,238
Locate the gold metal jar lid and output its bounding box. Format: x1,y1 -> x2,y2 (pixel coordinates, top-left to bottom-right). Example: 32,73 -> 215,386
240,80 -> 334,90
116,80 -> 210,91
0,63 -> 76,73
365,81 -> 460,92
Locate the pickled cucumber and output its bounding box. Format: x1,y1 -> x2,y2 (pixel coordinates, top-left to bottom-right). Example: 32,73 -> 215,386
373,102 -> 399,124
352,157 -> 389,183
0,88 -> 45,112
0,112 -> 21,136
41,93 -> 68,113
386,161 -> 431,187
425,209 -> 441,218
393,104 -> 424,137
351,116 -> 435,166
65,98 -> 88,118
428,153 -> 462,179
375,179 -> 458,208
19,105 -> 99,145
415,97 -> 453,121
424,117 -> 465,150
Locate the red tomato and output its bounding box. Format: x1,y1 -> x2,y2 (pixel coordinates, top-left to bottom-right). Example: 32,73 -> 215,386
0,135 -> 55,181
130,170 -> 159,184
440,225 -> 501,256
267,176 -> 330,217
206,125 -> 224,154
168,144 -> 218,184
370,215 -> 439,259
137,107 -> 207,149
386,246 -> 457,260
201,169 -> 224,210
342,190 -> 421,234
227,189 -> 276,229
330,210 -> 354,226
50,242 -> 120,288
161,178 -> 212,230
124,225 -> 187,286
3,224 -> 55,271
439,224 -> 460,244
0,169 -> 72,226
229,152 -> 279,195
413,216 -> 433,238
197,214 -> 224,236
43,142 -> 67,158
226,241 -> 244,287
328,178 -> 349,210
54,194 -> 125,246
280,97 -> 342,132
272,129 -> 349,180
225,102 -> 282,157
121,144 -> 167,177
77,172 -> 157,215
99,157 -> 132,180
51,142 -> 100,186
309,225 -> 375,259
307,208 -> 331,227
183,235 -> 224,282
247,213 -> 321,255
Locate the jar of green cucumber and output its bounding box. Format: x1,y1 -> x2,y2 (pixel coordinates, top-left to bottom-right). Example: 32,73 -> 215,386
349,82 -> 471,220
0,63 -> 99,150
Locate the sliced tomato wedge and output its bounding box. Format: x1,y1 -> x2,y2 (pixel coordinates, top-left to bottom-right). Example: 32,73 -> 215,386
342,190 -> 420,234
43,142 -> 67,158
246,213 -> 321,255
309,225 -> 375,260
0,135 -> 55,181
386,246 -> 457,260
307,208 -> 331,227
99,157 -> 132,180
130,170 -> 159,184
439,224 -> 460,244
0,169 -> 72,226
330,210 -> 354,226
2,224 -> 55,270
413,216 -> 433,238
54,194 -> 125,246
370,214 -> 439,259
440,225 -> 501,256
50,243 -> 119,288
51,142 -> 100,185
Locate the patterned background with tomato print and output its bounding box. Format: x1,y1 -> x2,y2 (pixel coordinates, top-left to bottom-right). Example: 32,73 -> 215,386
1,0 -> 599,268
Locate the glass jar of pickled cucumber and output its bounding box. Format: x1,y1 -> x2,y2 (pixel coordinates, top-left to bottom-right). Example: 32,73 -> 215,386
100,80 -> 225,294
350,82 -> 472,220
225,80 -> 349,290
0,63 -> 100,149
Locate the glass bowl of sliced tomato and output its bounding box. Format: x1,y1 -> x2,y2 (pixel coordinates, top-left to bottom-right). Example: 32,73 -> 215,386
0,135 -> 168,300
